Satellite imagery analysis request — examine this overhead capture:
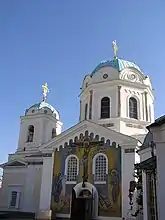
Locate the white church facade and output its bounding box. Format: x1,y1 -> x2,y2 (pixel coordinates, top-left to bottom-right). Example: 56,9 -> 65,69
0,52 -> 154,220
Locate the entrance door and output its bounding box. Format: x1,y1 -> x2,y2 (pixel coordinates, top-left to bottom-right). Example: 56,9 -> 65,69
84,198 -> 93,220
70,189 -> 93,220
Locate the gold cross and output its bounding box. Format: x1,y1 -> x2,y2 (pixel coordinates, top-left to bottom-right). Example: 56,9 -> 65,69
42,83 -> 49,102
112,40 -> 118,58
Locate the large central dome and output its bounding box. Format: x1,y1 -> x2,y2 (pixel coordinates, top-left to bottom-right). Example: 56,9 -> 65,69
91,58 -> 141,76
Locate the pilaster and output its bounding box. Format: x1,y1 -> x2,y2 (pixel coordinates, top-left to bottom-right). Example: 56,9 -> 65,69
37,153 -> 54,219
23,165 -> 36,212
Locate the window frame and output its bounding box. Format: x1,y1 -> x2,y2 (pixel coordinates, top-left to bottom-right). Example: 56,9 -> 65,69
128,96 -> 138,119
52,128 -> 56,139
27,125 -> 34,143
9,190 -> 21,209
85,103 -> 88,120
92,153 -> 108,184
64,154 -> 79,184
100,97 -> 110,119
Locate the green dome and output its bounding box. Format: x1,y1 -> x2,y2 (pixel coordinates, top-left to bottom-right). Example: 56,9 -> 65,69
25,101 -> 60,119
91,58 -> 141,76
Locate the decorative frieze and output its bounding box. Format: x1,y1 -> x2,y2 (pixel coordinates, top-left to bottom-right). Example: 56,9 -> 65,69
126,123 -> 143,129
101,123 -> 114,128
125,148 -> 135,153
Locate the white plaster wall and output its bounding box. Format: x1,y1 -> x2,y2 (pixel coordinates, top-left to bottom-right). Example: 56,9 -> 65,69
0,164 -> 43,213
42,118 -> 57,143
80,67 -> 154,137
80,84 -> 118,122
18,116 -> 44,151
90,67 -> 119,84
154,141 -> 165,220
121,146 -> 137,218
39,155 -> 54,211
42,118 -> 62,143
17,114 -> 62,152
119,120 -> 148,136
135,151 -> 140,164
81,67 -> 119,91
97,118 -> 120,132
23,165 -> 42,213
23,165 -> 36,212
45,120 -> 138,153
138,147 -> 151,162
142,124 -> 165,220
22,165 -> 42,213
56,121 -> 63,135
0,167 -> 27,211
93,86 -> 118,120
120,86 -> 143,120
33,166 -> 42,213
80,95 -> 88,121
146,92 -> 154,123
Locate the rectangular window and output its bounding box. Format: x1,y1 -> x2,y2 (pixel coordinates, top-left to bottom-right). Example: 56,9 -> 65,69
10,191 -> 20,208
89,90 -> 93,120
85,103 -> 88,120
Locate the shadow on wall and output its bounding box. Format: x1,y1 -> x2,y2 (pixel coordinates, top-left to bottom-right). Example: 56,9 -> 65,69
0,172 -> 2,188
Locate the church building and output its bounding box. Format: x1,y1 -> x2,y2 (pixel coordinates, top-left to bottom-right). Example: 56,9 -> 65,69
0,43 -> 154,220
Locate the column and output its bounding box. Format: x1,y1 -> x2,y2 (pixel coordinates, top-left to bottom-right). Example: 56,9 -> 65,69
141,92 -> 145,120
142,171 -> 148,220
118,86 -> 121,117
37,154 -> 54,219
79,100 -> 82,121
144,92 -> 148,121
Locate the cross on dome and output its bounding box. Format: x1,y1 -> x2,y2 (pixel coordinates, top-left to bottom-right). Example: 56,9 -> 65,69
112,40 -> 118,59
42,83 -> 49,102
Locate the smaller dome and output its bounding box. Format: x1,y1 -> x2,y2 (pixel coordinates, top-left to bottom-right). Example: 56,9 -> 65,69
25,101 -> 59,119
91,58 -> 141,76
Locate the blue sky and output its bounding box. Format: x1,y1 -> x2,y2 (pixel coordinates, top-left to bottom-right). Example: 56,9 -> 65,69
0,0 -> 165,166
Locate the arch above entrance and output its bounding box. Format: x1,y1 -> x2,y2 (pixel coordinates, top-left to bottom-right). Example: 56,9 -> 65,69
73,182 -> 98,218
74,181 -> 97,198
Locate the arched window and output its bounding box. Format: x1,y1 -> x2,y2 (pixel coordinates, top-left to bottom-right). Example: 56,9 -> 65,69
52,128 -> 56,139
27,125 -> 34,142
65,155 -> 79,183
101,97 -> 110,119
93,153 -> 108,183
129,97 -> 138,119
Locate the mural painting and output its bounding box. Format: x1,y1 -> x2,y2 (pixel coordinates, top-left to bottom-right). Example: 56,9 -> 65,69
51,149 -> 71,214
51,132 -> 121,218
90,144 -> 121,217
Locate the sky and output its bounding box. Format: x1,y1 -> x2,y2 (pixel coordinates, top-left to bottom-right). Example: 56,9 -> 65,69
0,0 -> 165,166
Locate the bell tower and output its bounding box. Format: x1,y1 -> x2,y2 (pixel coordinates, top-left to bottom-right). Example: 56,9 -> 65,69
17,83 -> 63,152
